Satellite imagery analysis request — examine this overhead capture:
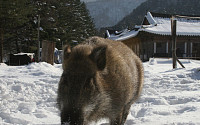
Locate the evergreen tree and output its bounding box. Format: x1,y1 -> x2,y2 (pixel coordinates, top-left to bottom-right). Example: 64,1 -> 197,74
0,0 -> 34,54
56,0 -> 96,48
33,0 -> 97,49
0,0 -> 97,59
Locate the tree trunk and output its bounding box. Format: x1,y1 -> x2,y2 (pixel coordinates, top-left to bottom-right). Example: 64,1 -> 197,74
15,40 -> 20,53
0,28 -> 3,63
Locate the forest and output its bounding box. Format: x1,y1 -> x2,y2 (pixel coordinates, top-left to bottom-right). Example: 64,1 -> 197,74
0,0 -> 96,62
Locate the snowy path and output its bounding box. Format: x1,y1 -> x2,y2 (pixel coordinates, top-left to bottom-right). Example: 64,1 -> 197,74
0,58 -> 200,125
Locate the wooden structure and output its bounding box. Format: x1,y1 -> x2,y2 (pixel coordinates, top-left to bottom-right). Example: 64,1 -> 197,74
106,12 -> 200,61
41,40 -> 55,65
136,32 -> 200,61
122,37 -> 140,56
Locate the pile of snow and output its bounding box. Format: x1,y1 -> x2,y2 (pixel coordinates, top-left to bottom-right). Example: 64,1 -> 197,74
0,58 -> 200,124
148,58 -> 157,65
0,62 -> 62,124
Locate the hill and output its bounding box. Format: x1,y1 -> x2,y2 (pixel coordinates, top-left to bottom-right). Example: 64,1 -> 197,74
85,0 -> 146,28
110,0 -> 200,30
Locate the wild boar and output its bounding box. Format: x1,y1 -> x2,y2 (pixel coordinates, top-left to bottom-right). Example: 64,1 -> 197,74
57,36 -> 144,125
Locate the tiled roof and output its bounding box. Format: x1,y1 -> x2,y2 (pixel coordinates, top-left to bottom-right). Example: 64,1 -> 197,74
141,12 -> 200,36
107,12 -> 200,41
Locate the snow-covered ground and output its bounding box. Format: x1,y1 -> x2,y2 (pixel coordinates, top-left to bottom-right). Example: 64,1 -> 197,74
0,58 -> 200,125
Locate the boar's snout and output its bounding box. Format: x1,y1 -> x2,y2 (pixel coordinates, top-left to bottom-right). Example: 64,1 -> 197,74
59,73 -> 97,125
66,73 -> 96,99
61,107 -> 84,125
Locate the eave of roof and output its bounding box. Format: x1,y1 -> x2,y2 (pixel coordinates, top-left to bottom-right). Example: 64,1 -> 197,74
109,30 -> 139,41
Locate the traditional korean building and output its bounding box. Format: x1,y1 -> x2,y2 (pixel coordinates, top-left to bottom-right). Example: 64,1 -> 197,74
106,12 -> 200,61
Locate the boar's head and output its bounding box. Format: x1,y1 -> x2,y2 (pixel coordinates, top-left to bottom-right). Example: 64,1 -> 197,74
59,44 -> 107,124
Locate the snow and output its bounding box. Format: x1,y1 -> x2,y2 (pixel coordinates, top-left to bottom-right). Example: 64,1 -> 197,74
145,12 -> 157,25
0,58 -> 200,125
108,30 -> 139,41
0,62 -> 62,124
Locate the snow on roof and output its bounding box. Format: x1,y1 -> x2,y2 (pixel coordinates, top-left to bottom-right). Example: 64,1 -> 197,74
107,12 -> 200,41
108,29 -> 139,41
142,12 -> 200,36
145,12 -> 157,25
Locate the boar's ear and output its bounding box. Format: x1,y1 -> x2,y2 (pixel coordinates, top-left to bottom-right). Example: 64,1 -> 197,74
90,46 -> 107,70
63,44 -> 71,59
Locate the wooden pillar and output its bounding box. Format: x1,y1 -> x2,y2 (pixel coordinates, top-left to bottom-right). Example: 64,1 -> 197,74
166,42 -> 169,53
41,40 -> 55,65
190,42 -> 193,57
171,16 -> 177,69
140,41 -> 144,61
171,16 -> 185,68
184,42 -> 187,57
137,43 -> 139,56
154,42 -> 156,53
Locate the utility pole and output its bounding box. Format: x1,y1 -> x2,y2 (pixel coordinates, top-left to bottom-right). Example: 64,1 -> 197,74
37,15 -> 40,62
171,16 -> 177,69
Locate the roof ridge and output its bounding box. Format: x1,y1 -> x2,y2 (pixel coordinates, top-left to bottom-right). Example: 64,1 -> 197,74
150,11 -> 200,19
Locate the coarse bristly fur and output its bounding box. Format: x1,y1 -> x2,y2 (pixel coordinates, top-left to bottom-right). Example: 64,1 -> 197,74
57,36 -> 144,125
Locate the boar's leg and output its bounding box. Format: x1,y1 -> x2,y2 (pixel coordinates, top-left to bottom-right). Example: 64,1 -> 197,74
110,116 -> 122,125
110,111 -> 124,125
121,105 -> 131,125
61,110 -> 69,125
120,100 -> 136,124
110,104 -> 131,125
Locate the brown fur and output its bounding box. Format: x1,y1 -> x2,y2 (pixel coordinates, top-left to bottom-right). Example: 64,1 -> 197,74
57,36 -> 144,125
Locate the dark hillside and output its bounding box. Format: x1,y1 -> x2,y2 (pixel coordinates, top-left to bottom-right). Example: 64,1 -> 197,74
106,0 -> 200,31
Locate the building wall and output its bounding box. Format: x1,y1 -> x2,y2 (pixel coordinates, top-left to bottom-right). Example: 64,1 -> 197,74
121,31 -> 200,61
121,37 -> 140,56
